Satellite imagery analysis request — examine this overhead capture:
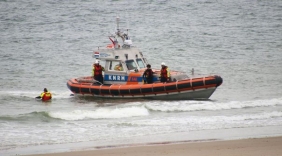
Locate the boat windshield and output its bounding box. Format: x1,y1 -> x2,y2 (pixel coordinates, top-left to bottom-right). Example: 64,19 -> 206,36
125,60 -> 137,70
136,58 -> 145,68
108,60 -> 124,71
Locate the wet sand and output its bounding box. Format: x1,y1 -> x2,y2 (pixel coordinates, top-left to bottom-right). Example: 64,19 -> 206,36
26,136 -> 282,156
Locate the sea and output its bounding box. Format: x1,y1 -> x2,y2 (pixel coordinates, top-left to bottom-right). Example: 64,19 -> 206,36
1,0 -> 282,155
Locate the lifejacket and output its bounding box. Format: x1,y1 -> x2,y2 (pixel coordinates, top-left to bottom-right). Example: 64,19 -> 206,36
106,44 -> 114,49
41,92 -> 52,101
160,67 -> 168,79
144,69 -> 153,78
94,64 -> 103,76
114,65 -> 123,71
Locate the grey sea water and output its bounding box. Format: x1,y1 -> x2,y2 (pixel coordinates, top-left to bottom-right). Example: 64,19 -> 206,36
1,0 -> 282,155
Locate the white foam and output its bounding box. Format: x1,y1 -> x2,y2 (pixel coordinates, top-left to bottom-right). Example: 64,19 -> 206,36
48,106 -> 149,120
145,98 -> 282,112
0,90 -> 74,99
124,111 -> 282,129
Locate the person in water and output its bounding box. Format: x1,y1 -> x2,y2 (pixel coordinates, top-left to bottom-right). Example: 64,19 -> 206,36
92,59 -> 105,83
36,88 -> 52,101
143,64 -> 153,84
160,62 -> 171,83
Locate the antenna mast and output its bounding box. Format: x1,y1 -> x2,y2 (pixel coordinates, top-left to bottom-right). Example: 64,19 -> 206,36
116,17 -> 120,31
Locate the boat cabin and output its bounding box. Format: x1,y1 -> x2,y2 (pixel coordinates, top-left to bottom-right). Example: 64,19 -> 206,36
93,46 -> 151,85
91,17 -> 189,85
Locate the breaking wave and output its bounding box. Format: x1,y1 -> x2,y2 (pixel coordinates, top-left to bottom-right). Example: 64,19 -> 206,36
145,98 -> 282,112
48,106 -> 149,120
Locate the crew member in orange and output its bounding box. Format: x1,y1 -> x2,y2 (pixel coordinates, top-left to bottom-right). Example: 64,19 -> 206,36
92,60 -> 105,84
36,88 -> 52,101
143,64 -> 153,84
160,62 -> 171,83
114,62 -> 123,71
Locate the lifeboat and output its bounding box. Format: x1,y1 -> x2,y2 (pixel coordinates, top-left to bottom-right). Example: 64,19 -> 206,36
67,17 -> 223,100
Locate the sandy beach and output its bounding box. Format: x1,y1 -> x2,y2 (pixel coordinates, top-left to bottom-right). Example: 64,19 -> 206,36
26,136 -> 282,156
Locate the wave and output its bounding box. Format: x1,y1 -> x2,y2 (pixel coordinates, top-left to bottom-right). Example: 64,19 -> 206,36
48,106 -> 149,120
145,98 -> 282,112
0,111 -> 56,122
0,90 -> 74,100
0,106 -> 149,121
120,111 -> 282,127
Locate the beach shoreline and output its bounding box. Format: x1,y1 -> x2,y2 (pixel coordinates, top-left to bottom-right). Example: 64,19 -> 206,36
25,136 -> 282,156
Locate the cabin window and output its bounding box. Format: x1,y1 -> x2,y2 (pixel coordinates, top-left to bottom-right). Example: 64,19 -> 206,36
136,58 -> 145,68
125,60 -> 137,70
108,61 -> 124,71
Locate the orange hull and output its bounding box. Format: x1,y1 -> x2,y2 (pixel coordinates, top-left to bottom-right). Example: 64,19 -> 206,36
67,75 -> 222,100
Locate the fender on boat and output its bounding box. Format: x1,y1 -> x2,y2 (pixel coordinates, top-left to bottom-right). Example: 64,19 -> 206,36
214,75 -> 223,87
